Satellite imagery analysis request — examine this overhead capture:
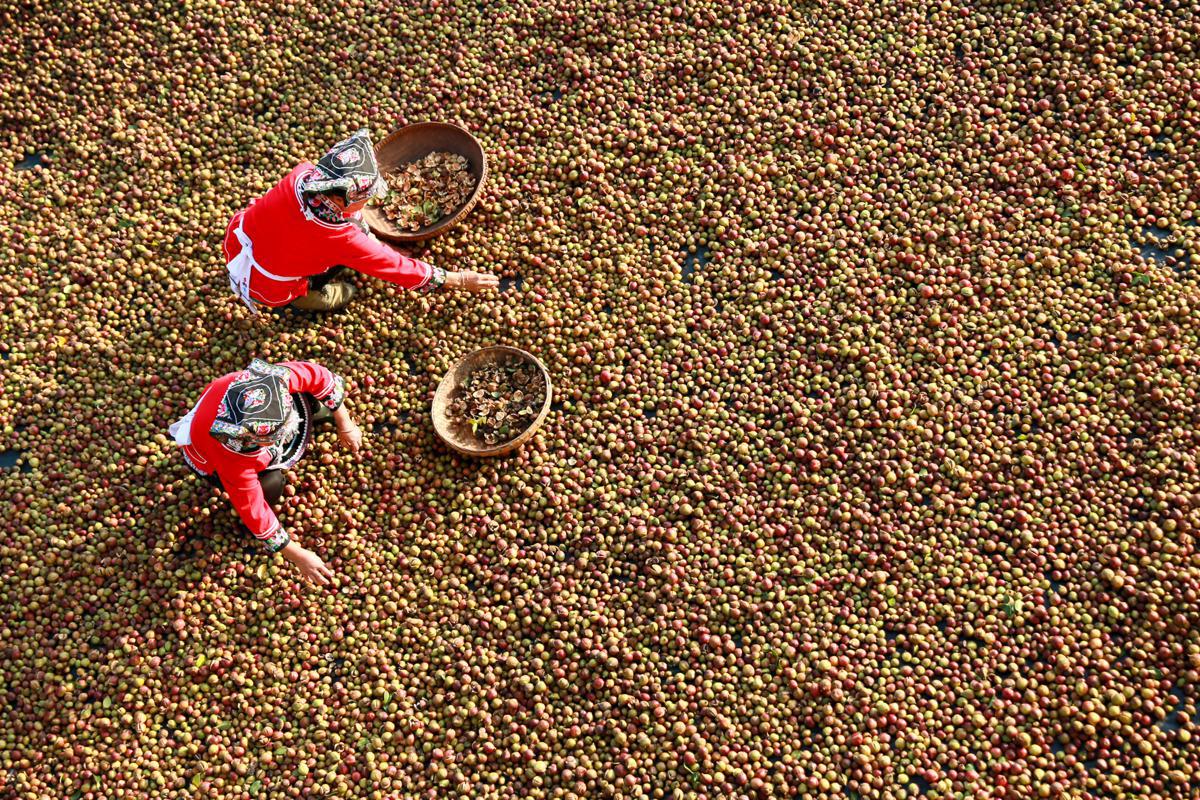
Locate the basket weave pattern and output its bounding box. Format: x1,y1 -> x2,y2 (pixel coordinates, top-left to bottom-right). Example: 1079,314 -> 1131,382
363,122 -> 488,244
431,346 -> 553,458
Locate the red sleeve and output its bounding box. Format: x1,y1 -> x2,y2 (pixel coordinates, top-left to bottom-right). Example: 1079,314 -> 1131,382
280,360 -> 346,410
218,464 -> 283,543
336,227 -> 434,290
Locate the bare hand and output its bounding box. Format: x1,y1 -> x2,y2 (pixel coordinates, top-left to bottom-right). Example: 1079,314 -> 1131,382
282,543 -> 334,586
446,270 -> 500,293
337,420 -> 363,453
332,406 -> 362,453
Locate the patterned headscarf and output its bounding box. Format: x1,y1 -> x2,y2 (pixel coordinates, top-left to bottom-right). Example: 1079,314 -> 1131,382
300,128 -> 388,205
210,359 -> 300,449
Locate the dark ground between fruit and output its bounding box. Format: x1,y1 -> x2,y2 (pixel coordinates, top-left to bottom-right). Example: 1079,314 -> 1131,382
655,242 -> 782,285
681,244 -> 710,282
370,421 -> 403,435
14,151 -> 49,170
1129,133 -> 1194,273
1134,224 -> 1193,273
402,352 -> 423,376
0,449 -> 31,472
1153,684 -> 1200,731
5,0 -> 1200,796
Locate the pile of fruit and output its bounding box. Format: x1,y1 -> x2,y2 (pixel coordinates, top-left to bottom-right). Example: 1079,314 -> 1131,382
447,357 -> 546,446
376,151 -> 475,231
2,1 -> 1199,799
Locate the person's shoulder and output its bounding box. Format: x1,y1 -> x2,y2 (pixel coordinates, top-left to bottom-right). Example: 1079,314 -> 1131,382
278,162 -> 316,190
192,371 -> 236,403
249,164 -> 312,217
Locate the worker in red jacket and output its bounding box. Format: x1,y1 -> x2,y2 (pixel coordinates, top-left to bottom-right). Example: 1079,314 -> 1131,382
223,128 -> 498,312
170,358 -> 359,585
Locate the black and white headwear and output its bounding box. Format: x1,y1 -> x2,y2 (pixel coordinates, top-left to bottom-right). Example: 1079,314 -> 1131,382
301,128 -> 388,204
210,359 -> 300,447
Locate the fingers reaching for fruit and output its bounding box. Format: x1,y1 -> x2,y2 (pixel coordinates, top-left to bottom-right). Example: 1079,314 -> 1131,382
337,421 -> 363,453
446,271 -> 500,292
282,544 -> 334,587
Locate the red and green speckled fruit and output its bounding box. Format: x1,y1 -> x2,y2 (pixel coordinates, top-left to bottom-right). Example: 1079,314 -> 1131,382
1,1 -> 1198,799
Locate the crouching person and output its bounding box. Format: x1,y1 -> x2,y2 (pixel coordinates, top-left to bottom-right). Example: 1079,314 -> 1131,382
169,359 -> 362,585
223,128 -> 497,313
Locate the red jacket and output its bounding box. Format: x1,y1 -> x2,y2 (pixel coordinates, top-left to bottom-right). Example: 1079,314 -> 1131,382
223,163 -> 433,307
180,361 -> 343,543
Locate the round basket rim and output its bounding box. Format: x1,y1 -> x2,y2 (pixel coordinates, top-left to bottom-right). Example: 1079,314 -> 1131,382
364,121 -> 488,244
431,345 -> 553,458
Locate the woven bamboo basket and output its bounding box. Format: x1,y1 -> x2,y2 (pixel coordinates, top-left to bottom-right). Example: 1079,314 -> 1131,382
364,122 -> 487,243
431,346 -> 552,458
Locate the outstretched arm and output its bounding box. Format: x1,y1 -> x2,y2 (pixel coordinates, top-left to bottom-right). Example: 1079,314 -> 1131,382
444,270 -> 500,292
339,228 -> 498,293
220,467 -> 335,586
218,467 -> 288,553
280,361 -> 363,452
338,228 -> 437,290
281,360 -> 346,409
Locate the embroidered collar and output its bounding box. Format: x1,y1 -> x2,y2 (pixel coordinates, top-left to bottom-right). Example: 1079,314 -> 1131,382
307,193 -> 349,226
